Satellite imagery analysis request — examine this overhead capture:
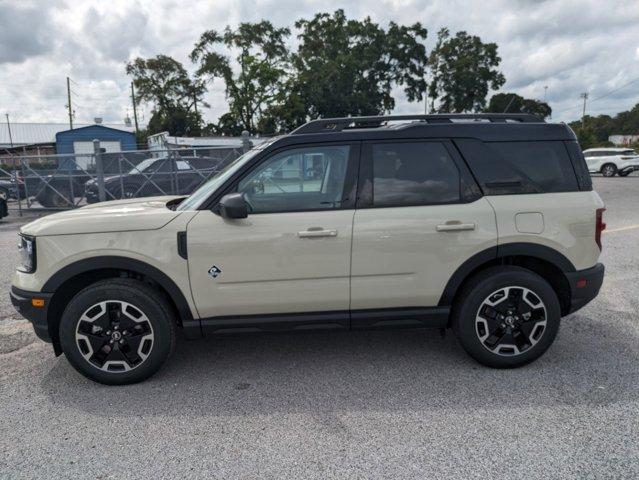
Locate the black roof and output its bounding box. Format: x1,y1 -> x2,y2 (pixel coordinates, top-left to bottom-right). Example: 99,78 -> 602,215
275,114 -> 576,147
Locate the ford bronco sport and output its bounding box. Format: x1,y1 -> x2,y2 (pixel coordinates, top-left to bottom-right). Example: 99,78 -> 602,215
10,114 -> 605,385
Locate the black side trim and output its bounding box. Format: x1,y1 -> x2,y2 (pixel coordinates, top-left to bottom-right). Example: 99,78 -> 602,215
42,256 -> 194,322
201,310 -> 350,335
177,231 -> 188,259
351,307 -> 449,329
200,307 -> 450,335
438,243 -> 577,306
438,247 -> 498,306
497,243 -> 576,272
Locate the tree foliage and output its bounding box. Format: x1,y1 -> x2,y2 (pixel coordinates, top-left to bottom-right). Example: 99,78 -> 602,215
286,10 -> 428,126
191,21 -> 291,135
126,55 -> 206,136
486,92 -> 552,119
428,28 -> 505,113
568,103 -> 639,148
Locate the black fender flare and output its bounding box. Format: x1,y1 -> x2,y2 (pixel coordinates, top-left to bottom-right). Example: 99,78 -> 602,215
43,256 -> 194,322
438,243 -> 576,306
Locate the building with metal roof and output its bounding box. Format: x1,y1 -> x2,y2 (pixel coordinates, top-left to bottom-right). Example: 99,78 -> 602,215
0,122 -> 135,149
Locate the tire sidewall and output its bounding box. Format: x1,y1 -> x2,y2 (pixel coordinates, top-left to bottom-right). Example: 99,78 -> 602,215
59,282 -> 174,385
453,268 -> 561,368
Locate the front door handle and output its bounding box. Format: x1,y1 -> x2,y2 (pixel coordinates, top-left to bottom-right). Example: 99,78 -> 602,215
298,227 -> 338,238
436,222 -> 476,232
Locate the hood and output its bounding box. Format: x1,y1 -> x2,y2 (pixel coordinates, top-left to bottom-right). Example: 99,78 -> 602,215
21,196 -> 186,237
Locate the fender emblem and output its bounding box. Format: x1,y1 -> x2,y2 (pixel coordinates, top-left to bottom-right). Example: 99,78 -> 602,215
208,265 -> 222,279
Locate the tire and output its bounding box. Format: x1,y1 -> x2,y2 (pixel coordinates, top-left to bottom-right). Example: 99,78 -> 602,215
618,170 -> 631,177
59,279 -> 176,385
37,186 -> 72,208
452,266 -> 561,368
601,163 -> 617,177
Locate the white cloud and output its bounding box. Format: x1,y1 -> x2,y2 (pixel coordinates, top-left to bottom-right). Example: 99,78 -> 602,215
0,0 -> 638,125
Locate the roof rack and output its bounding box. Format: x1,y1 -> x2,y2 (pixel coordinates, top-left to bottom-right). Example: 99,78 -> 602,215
291,114 -> 544,135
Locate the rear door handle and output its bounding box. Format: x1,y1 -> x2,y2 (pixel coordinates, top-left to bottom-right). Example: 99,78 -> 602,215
298,227 -> 338,238
436,222 -> 476,232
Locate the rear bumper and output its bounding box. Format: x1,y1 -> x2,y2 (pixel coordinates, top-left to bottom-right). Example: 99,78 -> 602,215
10,286 -> 53,343
566,263 -> 604,314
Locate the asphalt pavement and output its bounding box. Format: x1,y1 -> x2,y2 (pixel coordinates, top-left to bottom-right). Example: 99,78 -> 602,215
0,177 -> 637,479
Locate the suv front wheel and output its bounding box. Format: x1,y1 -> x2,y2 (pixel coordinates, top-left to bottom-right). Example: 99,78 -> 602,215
59,278 -> 176,385
452,266 -> 561,368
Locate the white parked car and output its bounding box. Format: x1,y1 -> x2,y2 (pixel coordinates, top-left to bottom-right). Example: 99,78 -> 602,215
583,147 -> 639,177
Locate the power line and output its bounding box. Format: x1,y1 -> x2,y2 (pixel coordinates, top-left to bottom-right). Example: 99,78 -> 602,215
590,76 -> 639,103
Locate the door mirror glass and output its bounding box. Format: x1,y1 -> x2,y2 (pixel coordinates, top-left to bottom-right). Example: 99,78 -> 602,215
217,193 -> 248,219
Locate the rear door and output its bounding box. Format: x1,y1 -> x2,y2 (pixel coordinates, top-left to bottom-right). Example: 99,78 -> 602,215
350,140 -> 497,320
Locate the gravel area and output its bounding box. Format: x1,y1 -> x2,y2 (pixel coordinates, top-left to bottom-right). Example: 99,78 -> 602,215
0,177 -> 637,479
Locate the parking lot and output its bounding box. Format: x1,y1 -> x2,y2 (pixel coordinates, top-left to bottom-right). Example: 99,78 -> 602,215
0,176 -> 637,479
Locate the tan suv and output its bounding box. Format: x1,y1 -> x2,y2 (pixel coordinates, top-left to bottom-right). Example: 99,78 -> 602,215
10,114 -> 606,384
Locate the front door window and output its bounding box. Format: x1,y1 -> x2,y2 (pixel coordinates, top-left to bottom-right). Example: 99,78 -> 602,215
237,145 -> 351,213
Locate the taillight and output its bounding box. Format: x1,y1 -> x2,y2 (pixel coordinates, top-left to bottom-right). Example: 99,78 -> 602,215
595,208 -> 606,250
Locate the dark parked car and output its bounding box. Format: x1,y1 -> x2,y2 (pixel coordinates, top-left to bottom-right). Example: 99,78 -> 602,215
84,156 -> 231,203
0,189 -> 7,219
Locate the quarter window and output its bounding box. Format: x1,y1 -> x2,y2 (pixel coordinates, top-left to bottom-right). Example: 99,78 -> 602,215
237,145 -> 351,213
456,140 -> 579,194
371,142 -> 461,207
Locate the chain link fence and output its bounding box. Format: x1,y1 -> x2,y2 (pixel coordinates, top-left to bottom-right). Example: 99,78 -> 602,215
0,142 -> 246,214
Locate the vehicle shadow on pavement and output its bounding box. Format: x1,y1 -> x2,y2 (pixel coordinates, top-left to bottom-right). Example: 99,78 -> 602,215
41,310 -> 639,417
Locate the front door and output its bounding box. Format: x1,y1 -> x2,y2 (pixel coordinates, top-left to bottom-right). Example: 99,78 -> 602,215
187,143 -> 359,326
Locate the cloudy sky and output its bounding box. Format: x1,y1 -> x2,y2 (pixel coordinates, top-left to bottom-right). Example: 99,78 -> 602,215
1,0 -> 638,127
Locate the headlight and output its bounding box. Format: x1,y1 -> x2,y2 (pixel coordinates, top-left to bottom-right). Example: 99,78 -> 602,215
18,235 -> 36,273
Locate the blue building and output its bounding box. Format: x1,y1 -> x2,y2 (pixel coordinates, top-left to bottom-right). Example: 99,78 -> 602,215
55,124 -> 136,155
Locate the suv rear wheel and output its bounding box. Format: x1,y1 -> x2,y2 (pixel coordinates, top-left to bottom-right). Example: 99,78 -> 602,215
59,278 -> 176,385
452,266 -> 561,368
601,163 -> 617,177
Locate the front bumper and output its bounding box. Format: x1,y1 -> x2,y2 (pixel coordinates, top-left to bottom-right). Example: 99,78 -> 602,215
10,286 -> 53,343
566,263 -> 604,314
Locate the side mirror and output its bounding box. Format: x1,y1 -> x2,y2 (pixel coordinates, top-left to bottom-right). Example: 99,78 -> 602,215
217,193 -> 248,219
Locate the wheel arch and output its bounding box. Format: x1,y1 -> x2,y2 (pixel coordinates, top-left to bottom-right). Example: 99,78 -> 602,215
44,256 -> 195,353
439,243 -> 575,317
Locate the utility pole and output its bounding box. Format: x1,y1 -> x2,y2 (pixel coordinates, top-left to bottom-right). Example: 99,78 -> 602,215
543,86 -> 548,102
580,92 -> 589,128
130,82 -> 139,136
66,76 -> 73,129
5,113 -> 13,147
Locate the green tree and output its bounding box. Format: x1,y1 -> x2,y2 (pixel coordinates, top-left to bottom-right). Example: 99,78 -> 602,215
126,55 -> 206,136
428,28 -> 505,113
486,93 -> 552,119
286,9 -> 428,126
191,21 -> 291,135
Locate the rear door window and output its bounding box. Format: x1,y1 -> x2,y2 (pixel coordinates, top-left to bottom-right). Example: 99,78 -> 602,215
455,140 -> 579,195
370,142 -> 461,207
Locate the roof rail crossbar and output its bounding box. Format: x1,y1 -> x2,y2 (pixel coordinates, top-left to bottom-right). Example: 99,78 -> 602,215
291,114 -> 543,135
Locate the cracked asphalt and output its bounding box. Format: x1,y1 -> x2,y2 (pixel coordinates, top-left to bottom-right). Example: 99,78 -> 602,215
0,177 -> 638,479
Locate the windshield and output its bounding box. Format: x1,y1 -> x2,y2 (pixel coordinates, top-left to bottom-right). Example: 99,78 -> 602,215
128,157 -> 163,174
176,148 -> 261,211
